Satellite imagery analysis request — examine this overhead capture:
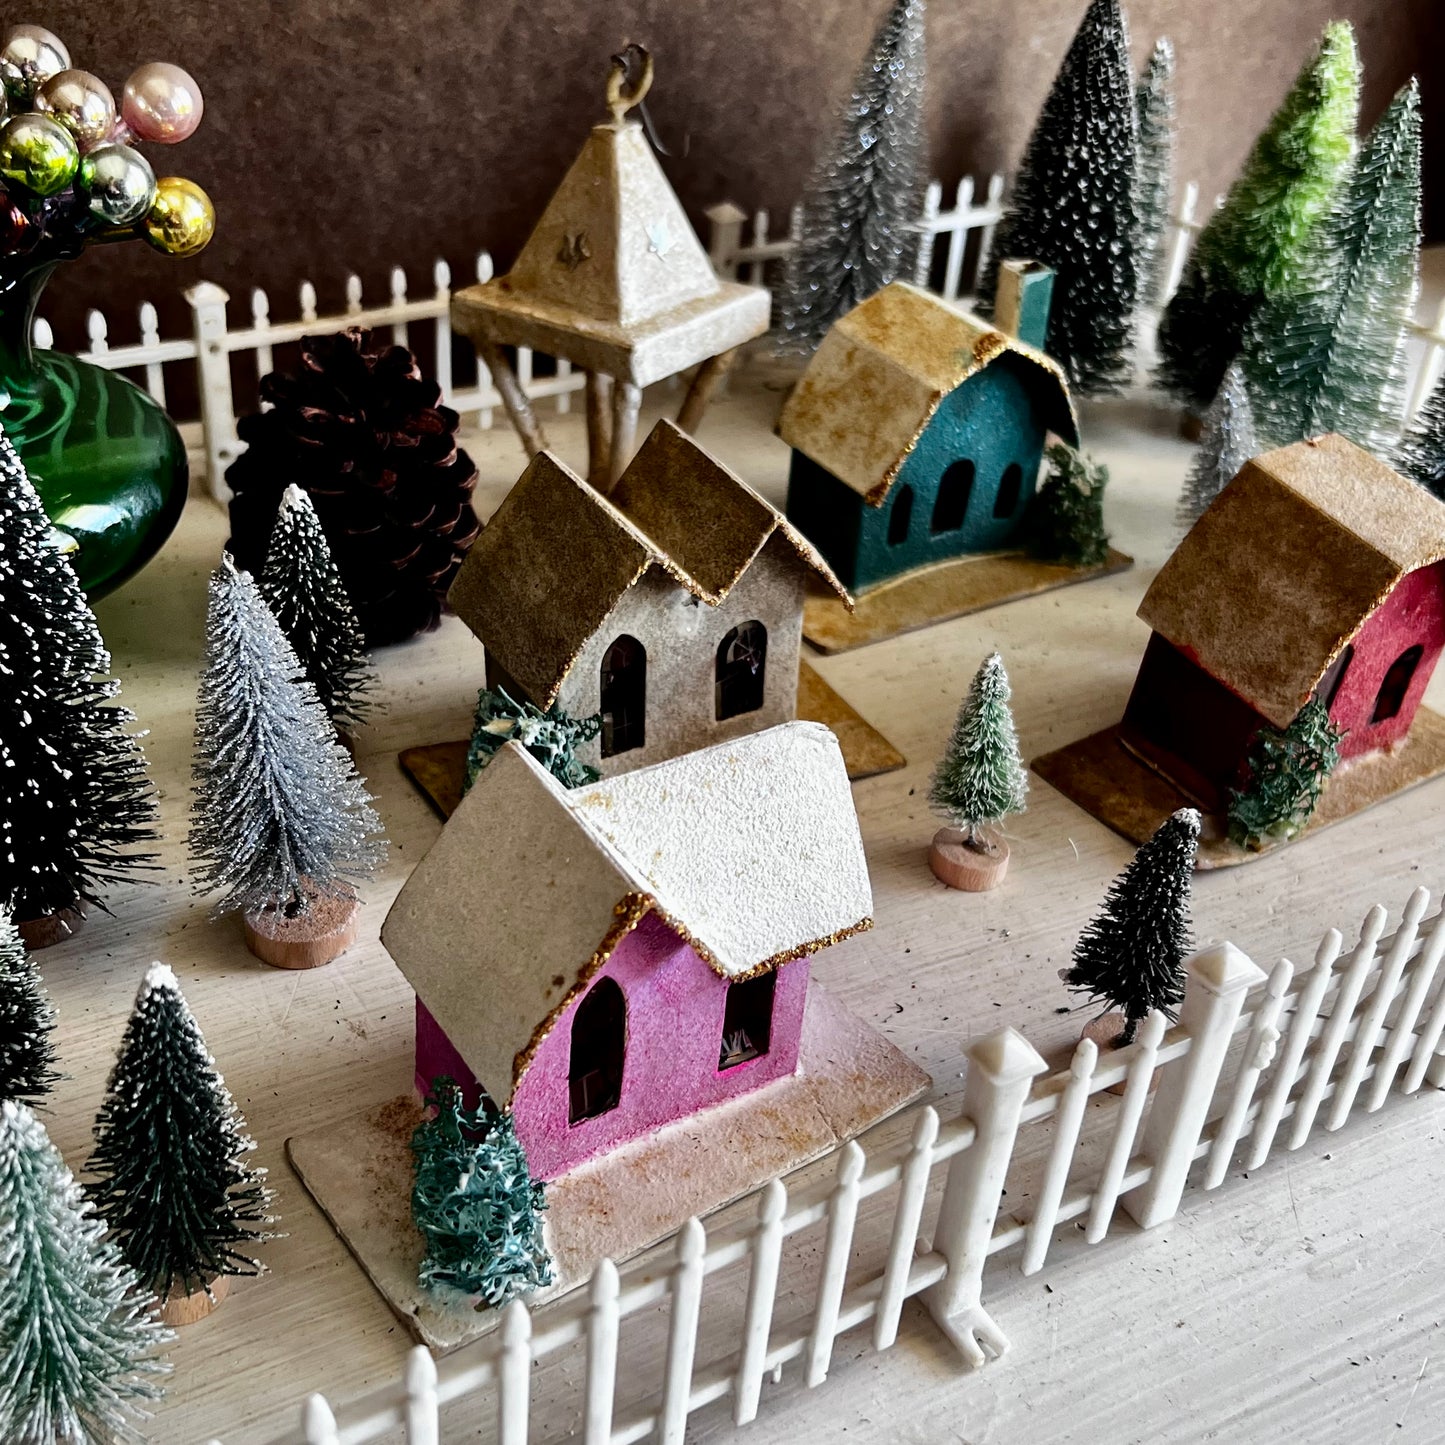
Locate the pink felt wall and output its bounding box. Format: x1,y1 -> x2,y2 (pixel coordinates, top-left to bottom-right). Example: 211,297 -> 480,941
414,911 -> 809,1182
1327,562 -> 1445,760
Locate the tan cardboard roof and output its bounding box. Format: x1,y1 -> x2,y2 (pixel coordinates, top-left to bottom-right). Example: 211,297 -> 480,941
448,421 -> 851,708
1139,434 -> 1445,728
776,281 -> 1079,506
381,722 -> 873,1104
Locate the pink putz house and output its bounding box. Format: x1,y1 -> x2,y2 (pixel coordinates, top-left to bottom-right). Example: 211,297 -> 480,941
381,721 -> 875,1182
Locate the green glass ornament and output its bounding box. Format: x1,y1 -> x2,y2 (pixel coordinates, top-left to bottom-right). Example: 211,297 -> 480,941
0,259 -> 187,594
0,112 -> 78,197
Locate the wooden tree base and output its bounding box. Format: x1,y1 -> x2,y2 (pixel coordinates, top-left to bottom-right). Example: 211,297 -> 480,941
928,828 -> 1010,891
1081,1011 -> 1159,1097
159,1272 -> 228,1326
243,885 -> 360,970
16,906 -> 85,950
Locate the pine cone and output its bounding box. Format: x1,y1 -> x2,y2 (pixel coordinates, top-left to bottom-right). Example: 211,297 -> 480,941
225,328 -> 480,646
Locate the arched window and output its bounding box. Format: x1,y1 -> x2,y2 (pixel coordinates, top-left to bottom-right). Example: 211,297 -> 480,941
993,462 -> 1024,519
719,972 -> 776,1070
600,636 -> 646,757
569,977 -> 626,1124
1317,643 -> 1354,714
931,459 -> 975,533
887,484 -> 913,546
715,621 -> 768,720
1371,644 -> 1424,724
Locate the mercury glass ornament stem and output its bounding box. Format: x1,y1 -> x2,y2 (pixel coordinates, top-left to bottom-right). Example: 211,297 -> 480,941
0,256 -> 187,594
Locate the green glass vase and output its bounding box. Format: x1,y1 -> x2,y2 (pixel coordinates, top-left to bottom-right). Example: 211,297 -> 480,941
0,258 -> 188,596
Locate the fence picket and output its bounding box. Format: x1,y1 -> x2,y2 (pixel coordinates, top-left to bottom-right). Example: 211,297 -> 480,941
251,287 -> 273,379
1021,1039 -> 1097,1275
805,1141 -> 866,1386
301,1395 -> 340,1445
939,177 -> 972,300
497,1301 -> 532,1445
1085,1011 -> 1166,1243
86,308 -> 109,356
734,1179 -> 786,1425
345,273 -> 363,316
1403,944 -> 1445,1092
432,260 -> 453,401
976,173 -> 1006,281
1204,958 -> 1294,1188
299,280 -> 317,323
873,1107 -> 940,1350
1289,906 -> 1389,1147
391,266 -> 410,346
914,180 -> 942,290
403,1346 -> 439,1445
1371,904 -> 1445,1107
582,1259 -> 620,1444
659,1218 -> 706,1445
138,301 -> 166,404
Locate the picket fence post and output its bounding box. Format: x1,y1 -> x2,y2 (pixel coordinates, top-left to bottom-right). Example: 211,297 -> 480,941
922,1027 -> 1047,1369
705,200 -> 748,281
1121,944 -> 1266,1230
185,281 -> 240,503
403,1346 -> 439,1445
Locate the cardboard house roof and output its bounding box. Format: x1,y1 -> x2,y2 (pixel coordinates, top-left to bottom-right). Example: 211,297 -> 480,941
1139,433 -> 1445,729
776,281 -> 1080,506
381,721 -> 873,1105
448,420 -> 851,709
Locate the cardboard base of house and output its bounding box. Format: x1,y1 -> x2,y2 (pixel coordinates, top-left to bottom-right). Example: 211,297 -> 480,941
1032,706 -> 1445,870
285,983 -> 929,1352
802,546 -> 1134,655
399,660 -> 904,818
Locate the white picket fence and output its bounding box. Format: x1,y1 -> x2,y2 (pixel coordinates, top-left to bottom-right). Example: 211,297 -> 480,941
224,883 -> 1445,1445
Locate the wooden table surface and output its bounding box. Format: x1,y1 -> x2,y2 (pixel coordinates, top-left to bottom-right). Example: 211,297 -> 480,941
46,360 -> 1445,1444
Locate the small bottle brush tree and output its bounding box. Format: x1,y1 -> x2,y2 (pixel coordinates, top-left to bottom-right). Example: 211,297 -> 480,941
87,964 -> 275,1320
776,0 -> 926,355
466,686 -> 601,792
1134,38 -> 1177,311
1063,808 -> 1200,1047
258,484 -> 376,737
1241,81 -> 1422,457
1026,443 -> 1111,567
1176,362 -> 1258,532
0,906 -> 58,1106
974,0 -> 1139,395
1227,699 -> 1343,851
1398,376 -> 1445,500
411,1079 -> 553,1308
1155,22 -> 1360,414
189,557 -> 385,966
0,428 -> 156,942
0,1100 -> 171,1445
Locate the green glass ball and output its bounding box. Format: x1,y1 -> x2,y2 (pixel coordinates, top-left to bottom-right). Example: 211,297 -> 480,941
0,112 -> 78,197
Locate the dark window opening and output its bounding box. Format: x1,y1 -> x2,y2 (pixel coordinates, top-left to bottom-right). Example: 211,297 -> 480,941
1316,643 -> 1354,714
719,972 -> 776,1070
715,620 -> 768,720
600,635 -> 646,757
887,484 -> 913,546
569,977 -> 626,1123
1371,644 -> 1424,724
993,462 -> 1024,519
931,459 -> 975,533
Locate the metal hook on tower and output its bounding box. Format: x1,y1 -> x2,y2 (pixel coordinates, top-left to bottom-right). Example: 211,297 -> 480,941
606,43 -> 688,157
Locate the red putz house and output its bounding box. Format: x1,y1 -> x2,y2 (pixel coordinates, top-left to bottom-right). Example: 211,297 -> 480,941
1123,434 -> 1445,811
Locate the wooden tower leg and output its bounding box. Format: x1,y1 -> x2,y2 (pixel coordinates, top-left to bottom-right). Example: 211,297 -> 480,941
476,339 -> 548,457
586,372 -> 615,489
676,349 -> 739,434
607,379 -> 643,491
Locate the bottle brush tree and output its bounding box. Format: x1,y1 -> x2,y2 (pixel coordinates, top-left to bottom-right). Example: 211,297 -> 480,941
1398,376 -> 1445,500
1155,22 -> 1359,413
189,556 -> 385,920
0,428 -> 156,927
975,0 -> 1139,395
1227,699 -> 1343,851
1176,362 -> 1258,532
929,653 -> 1027,850
258,484 -> 376,735
0,907 -> 58,1106
466,686 -> 602,792
1063,808 -> 1200,1046
0,1100 -> 170,1445
1134,38 -> 1177,310
411,1079 -> 553,1308
776,0 -> 926,355
1241,80 -> 1422,457
1026,443 -> 1111,567
87,963 -> 275,1305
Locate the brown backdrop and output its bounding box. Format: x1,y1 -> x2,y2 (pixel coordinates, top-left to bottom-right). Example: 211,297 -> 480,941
29,1 -> 1441,347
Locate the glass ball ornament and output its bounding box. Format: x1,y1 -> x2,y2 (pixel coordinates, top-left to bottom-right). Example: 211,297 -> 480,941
0,196 -> 33,252
78,143 -> 155,226
35,69 -> 115,152
0,112 -> 79,197
121,62 -> 203,144
143,175 -> 213,256
0,25 -> 69,103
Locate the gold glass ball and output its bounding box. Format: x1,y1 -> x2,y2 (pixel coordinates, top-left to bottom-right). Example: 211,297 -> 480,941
35,69 -> 115,152
143,175 -> 214,257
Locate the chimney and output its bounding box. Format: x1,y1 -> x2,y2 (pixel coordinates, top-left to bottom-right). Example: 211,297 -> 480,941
994,259 -> 1054,352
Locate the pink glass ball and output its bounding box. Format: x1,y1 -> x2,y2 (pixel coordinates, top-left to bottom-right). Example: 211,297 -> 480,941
121,62 -> 203,145
36,69 -> 115,152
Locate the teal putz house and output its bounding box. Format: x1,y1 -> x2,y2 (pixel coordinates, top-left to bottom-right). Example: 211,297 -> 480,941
777,275 -> 1078,593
